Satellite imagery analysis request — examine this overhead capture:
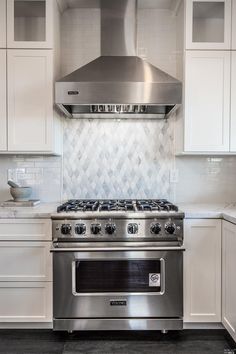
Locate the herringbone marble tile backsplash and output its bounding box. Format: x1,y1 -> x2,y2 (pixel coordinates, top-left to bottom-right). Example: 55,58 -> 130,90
63,119 -> 175,200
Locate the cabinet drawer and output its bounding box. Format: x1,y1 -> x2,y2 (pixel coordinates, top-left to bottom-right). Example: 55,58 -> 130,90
0,242 -> 52,282
0,219 -> 51,241
0,282 -> 52,322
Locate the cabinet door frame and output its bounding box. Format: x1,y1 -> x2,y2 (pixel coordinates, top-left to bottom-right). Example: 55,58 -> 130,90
185,0 -> 232,50
0,49 -> 7,151
7,0 -> 53,49
7,49 -> 53,152
0,0 -> 6,48
184,219 -> 222,322
184,50 -> 231,152
230,52 -> 236,151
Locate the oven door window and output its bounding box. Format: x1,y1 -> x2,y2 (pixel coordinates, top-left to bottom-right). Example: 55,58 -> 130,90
73,260 -> 163,294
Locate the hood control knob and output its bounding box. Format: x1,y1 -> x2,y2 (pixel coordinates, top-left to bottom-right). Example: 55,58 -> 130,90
165,222 -> 176,235
150,223 -> 162,235
105,223 -> 116,235
91,223 -> 101,235
127,223 -> 138,234
75,223 -> 86,235
61,224 -> 71,235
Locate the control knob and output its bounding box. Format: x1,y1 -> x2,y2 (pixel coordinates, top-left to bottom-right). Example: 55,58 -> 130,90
165,222 -> 176,235
91,223 -> 101,235
105,223 -> 116,235
61,224 -> 71,235
150,223 -> 162,235
127,223 -> 138,234
75,223 -> 86,235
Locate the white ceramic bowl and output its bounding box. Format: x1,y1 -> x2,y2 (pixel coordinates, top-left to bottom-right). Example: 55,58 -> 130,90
10,187 -> 32,201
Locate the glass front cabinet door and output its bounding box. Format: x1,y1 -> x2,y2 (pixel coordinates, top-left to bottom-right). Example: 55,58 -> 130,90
185,0 -> 232,49
7,0 -> 53,49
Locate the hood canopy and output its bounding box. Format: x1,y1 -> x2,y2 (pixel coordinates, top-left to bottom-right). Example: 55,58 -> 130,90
55,0 -> 182,119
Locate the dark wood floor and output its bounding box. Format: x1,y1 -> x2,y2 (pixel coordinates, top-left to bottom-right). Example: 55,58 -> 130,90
0,329 -> 235,354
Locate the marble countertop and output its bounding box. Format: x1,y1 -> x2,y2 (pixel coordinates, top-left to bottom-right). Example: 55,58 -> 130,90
0,203 -> 58,219
1,202 -> 236,225
179,203 -> 236,224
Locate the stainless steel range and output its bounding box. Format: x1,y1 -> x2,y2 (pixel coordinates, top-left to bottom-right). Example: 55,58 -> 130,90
51,199 -> 184,332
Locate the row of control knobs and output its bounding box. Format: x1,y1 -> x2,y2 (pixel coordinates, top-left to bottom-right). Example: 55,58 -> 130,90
60,222 -> 176,235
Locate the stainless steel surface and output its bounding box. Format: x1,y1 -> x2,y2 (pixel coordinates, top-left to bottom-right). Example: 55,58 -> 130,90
55,0 -> 182,118
51,244 -> 186,251
101,0 -> 137,56
53,318 -> 183,331
52,218 -> 183,246
53,250 -> 183,319
52,199 -> 184,332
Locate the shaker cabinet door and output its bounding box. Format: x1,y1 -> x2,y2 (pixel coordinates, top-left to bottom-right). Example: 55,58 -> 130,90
0,49 -> 7,151
230,52 -> 236,151
184,51 -> 230,152
0,0 -> 6,48
184,219 -> 222,322
185,0 -> 232,50
7,49 -> 53,152
7,0 -> 53,49
222,221 -> 236,342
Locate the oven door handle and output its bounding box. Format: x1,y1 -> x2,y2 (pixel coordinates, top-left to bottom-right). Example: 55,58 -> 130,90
51,247 -> 186,252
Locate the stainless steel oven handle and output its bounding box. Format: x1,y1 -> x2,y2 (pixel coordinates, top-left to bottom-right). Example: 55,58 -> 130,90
160,258 -> 165,295
51,247 -> 185,252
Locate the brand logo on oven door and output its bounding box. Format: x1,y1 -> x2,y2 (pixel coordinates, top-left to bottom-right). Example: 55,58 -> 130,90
149,273 -> 160,287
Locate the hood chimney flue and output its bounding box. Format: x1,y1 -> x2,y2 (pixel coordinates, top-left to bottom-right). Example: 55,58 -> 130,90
101,0 -> 137,56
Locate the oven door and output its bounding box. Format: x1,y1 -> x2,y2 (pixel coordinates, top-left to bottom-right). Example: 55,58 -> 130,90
53,249 -> 183,319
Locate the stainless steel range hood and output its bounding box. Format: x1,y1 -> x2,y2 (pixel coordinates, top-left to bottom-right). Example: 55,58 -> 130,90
55,0 -> 182,119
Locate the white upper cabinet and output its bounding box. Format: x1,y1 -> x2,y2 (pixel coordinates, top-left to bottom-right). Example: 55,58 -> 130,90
184,50 -> 231,152
0,0 -> 6,48
184,219 -> 222,323
7,50 -> 54,152
222,221 -> 236,342
232,0 -> 236,49
7,0 -> 53,49
185,0 -> 232,50
0,50 -> 7,151
230,52 -> 236,151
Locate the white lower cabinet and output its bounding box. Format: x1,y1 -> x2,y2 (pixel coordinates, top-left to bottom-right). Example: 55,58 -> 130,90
222,221 -> 236,341
0,242 -> 52,282
0,219 -> 52,324
184,219 -> 221,322
0,282 -> 52,322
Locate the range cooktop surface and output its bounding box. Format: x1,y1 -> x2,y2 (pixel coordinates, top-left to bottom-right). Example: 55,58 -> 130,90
56,199 -> 179,213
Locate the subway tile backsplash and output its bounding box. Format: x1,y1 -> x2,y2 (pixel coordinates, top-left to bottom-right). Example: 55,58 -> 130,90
0,156 -> 62,202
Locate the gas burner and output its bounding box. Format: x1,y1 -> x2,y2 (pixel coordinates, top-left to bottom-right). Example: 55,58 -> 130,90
136,199 -> 178,212
99,200 -> 135,212
57,199 -> 178,213
57,200 -> 100,213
